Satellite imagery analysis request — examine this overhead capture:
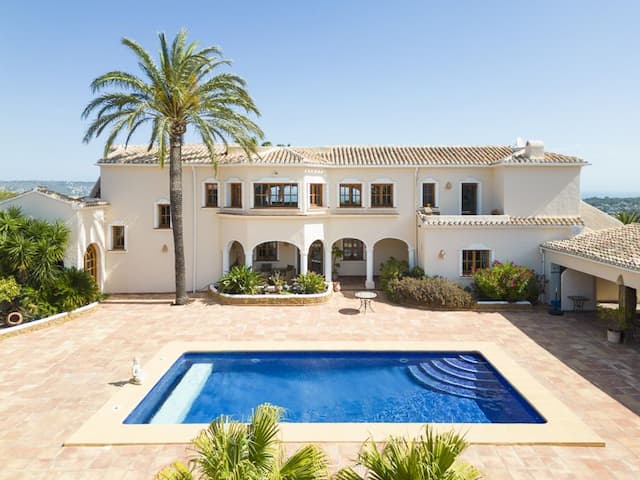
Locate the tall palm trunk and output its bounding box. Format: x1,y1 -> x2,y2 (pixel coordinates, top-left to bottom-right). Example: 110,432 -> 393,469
169,134 -> 188,305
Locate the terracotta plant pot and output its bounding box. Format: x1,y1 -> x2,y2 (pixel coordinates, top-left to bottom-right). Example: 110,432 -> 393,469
333,281 -> 341,292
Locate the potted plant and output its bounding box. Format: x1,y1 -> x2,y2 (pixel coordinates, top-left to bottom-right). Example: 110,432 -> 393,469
597,306 -> 631,344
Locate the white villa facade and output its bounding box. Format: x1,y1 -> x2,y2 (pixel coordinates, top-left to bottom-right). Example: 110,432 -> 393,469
3,139 -> 609,300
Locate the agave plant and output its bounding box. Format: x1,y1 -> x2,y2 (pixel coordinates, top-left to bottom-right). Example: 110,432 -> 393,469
217,265 -> 265,294
155,404 -> 328,480
615,210 -> 639,224
335,426 -> 482,480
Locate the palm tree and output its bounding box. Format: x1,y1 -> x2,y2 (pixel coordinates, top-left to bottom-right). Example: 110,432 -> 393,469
615,210 -> 639,224
154,403 -> 329,480
335,427 -> 482,480
82,30 -> 263,304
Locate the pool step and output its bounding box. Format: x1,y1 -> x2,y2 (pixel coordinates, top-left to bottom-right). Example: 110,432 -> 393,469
407,365 -> 499,400
417,363 -> 504,394
150,363 -> 213,424
442,357 -> 493,374
459,354 -> 488,364
430,359 -> 500,383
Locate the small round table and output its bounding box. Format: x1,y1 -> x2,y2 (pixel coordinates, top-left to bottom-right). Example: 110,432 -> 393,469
355,291 -> 377,314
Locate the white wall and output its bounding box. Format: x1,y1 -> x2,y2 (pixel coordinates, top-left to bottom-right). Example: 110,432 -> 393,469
420,226 -> 574,286
560,269 -> 596,311
502,166 -> 581,217
596,278 -> 619,302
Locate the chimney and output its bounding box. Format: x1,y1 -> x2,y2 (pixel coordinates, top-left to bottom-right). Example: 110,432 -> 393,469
525,140 -> 544,160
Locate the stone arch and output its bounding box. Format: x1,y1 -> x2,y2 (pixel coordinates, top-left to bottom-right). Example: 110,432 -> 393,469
373,238 -> 411,275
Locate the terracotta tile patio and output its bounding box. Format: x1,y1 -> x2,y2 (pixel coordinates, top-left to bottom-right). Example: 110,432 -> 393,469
1,293 -> 640,479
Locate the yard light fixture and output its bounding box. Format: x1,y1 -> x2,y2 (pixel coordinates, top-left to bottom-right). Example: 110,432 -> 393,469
130,356 -> 145,385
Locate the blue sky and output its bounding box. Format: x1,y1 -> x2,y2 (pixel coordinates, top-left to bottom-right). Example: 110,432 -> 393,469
1,1 -> 638,195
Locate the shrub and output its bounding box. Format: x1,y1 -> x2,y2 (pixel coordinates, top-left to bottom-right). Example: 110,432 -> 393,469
379,257 -> 409,292
51,267 -> 101,311
294,272 -> 326,294
473,260 -> 537,302
217,265 -> 265,294
386,276 -> 474,309
0,276 -> 20,305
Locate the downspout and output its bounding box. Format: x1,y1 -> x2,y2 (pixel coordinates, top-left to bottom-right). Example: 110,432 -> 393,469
192,166 -> 197,294
414,167 -> 419,268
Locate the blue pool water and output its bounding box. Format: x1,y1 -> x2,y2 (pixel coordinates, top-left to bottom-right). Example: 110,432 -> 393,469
124,351 -> 545,424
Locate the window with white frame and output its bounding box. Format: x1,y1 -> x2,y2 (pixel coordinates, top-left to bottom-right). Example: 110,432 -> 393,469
461,182 -> 479,215
203,182 -> 219,207
461,249 -> 490,276
309,183 -> 324,207
339,183 -> 362,207
422,182 -> 437,207
153,200 -> 171,229
370,183 -> 394,207
228,182 -> 242,208
110,224 -> 126,251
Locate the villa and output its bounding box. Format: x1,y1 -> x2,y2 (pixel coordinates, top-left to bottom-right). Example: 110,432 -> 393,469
0,138 -> 627,308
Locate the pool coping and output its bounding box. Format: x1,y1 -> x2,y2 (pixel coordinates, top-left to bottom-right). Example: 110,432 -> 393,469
65,341 -> 604,447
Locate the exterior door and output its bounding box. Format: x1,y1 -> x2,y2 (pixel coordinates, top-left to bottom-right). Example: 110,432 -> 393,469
308,241 -> 323,275
461,183 -> 478,215
83,244 -> 98,284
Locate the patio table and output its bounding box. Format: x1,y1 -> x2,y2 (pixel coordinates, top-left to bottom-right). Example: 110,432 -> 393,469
355,291 -> 377,314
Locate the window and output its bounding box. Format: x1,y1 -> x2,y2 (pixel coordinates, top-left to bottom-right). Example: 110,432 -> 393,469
461,183 -> 479,215
370,183 -> 394,208
111,225 -> 125,251
339,184 -> 362,207
309,183 -> 323,207
254,183 -> 298,208
422,183 -> 436,207
157,204 -> 171,229
256,242 -> 278,261
342,238 -> 364,261
204,182 -> 218,207
229,183 -> 242,208
461,250 -> 490,276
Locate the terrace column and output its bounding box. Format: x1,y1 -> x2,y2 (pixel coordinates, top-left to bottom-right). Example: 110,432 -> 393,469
408,247 -> 416,269
324,243 -> 332,281
365,243 -> 375,289
300,252 -> 308,274
222,246 -> 230,273
245,252 -> 253,269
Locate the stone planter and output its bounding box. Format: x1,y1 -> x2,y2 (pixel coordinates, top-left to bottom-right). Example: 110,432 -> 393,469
209,285 -> 332,306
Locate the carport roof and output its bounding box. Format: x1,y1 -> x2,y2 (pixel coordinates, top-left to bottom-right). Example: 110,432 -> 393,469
541,224 -> 640,272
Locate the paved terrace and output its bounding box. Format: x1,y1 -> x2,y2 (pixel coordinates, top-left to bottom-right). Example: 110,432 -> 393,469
1,294 -> 640,479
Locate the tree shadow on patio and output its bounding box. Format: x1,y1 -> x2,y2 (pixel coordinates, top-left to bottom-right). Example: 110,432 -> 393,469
501,308 -> 640,416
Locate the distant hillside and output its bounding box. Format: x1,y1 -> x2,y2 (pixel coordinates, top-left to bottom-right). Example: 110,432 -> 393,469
0,181 -> 95,198
583,196 -> 640,215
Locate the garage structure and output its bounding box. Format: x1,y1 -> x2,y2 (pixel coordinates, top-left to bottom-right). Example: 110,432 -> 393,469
541,224 -> 640,321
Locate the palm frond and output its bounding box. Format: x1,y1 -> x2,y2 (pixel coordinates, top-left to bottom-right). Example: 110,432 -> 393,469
278,444 -> 329,480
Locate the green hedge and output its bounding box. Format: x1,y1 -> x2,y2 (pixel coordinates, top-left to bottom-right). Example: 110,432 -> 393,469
386,277 -> 474,309
472,260 -> 538,302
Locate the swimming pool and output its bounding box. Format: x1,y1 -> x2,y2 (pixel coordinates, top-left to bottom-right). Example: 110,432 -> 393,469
124,351 -> 545,425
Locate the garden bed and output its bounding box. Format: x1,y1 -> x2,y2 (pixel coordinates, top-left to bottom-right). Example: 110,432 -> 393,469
474,300 -> 533,311
209,284 -> 332,305
0,301 -> 99,336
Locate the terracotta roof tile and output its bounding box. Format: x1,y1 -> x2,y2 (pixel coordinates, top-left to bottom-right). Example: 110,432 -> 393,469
100,144 -> 585,167
418,214 -> 584,227
542,224 -> 640,272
